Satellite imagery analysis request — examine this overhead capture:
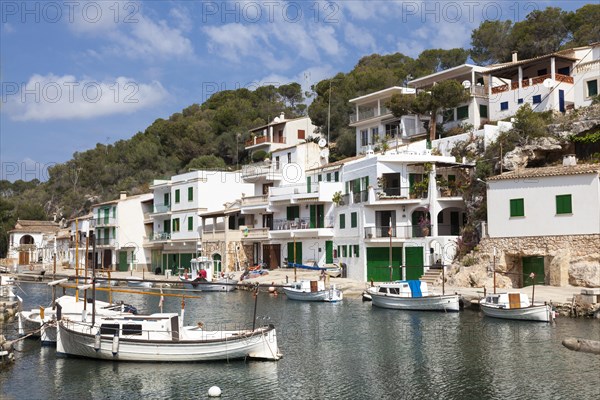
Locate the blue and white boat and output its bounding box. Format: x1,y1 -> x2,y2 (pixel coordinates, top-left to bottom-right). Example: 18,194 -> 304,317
367,280 -> 460,312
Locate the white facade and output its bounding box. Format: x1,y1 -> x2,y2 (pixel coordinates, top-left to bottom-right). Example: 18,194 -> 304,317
246,113 -> 319,157
92,192 -> 153,271
571,44 -> 600,108
7,220 -> 59,267
486,164 -> 600,238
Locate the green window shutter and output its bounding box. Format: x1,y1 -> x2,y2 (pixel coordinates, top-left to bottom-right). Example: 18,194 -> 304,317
339,214 -> 345,229
556,194 -> 572,214
172,218 -> 180,232
188,187 -> 193,201
112,207 -> 116,218
318,174 -> 322,182
164,193 -> 169,205
354,245 -> 359,257
479,104 -> 488,118
334,171 -> 339,182
327,173 -> 331,182
510,198 -> 524,217
345,182 -> 349,194
588,80 -> 598,97
287,206 -> 293,220
287,206 -> 299,220
365,176 -> 369,187
457,105 -> 469,120
351,212 -> 357,228
188,216 -> 193,231
175,189 -> 180,203
307,176 -> 311,193
111,227 -> 115,238
342,246 -> 347,257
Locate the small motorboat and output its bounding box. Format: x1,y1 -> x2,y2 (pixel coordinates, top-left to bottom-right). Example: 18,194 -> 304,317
479,292 -> 554,322
282,280 -> 343,302
367,280 -> 460,312
126,276 -> 154,288
179,257 -> 237,292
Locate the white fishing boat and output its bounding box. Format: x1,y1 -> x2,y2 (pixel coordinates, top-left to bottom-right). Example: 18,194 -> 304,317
479,292 -> 554,322
18,280 -> 137,344
367,280 -> 460,312
0,275 -> 17,298
56,313 -> 281,362
179,257 -> 237,292
282,280 -> 343,302
126,276 -> 154,288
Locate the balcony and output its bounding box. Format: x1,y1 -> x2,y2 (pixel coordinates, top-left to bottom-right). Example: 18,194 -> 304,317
202,230 -> 242,241
245,136 -> 286,148
152,204 -> 171,214
241,227 -> 270,240
93,217 -> 117,227
241,161 -> 283,182
95,238 -> 116,246
349,105 -> 391,125
491,73 -> 573,94
150,232 -> 171,241
241,195 -> 269,207
352,190 -> 369,204
364,223 -> 460,239
272,217 -> 334,231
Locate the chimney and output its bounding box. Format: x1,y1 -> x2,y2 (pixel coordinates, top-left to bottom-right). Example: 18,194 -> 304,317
562,154 -> 577,166
120,191 -> 127,200
280,112 -> 285,121
512,51 -> 518,63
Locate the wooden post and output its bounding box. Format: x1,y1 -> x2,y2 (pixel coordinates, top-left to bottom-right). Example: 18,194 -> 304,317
442,263 -> 445,296
252,284 -> 259,330
84,233 -> 89,281
493,248 -> 496,294
293,236 -> 297,282
388,218 -> 393,282
75,218 -> 79,302
530,272 -> 535,306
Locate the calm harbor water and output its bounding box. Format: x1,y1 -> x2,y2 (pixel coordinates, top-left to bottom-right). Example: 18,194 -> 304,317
1,282 -> 599,400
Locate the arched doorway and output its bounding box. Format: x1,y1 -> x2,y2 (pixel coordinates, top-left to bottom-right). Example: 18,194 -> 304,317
411,210 -> 431,238
212,253 -> 222,274
18,235 -> 35,265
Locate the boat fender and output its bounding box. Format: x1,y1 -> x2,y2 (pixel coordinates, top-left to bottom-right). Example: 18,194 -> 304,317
40,306 -> 45,320
112,334 -> 119,356
208,386 -> 222,397
94,331 -> 101,352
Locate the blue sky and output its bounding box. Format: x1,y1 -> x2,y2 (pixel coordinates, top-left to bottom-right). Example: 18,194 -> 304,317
0,0 -> 587,181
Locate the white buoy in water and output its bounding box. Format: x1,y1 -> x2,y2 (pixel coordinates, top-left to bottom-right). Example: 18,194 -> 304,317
268,286 -> 276,293
208,386 -> 222,397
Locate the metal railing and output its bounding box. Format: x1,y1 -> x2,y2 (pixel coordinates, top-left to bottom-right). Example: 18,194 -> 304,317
273,216 -> 334,230
153,204 -> 171,213
150,232 -> 171,241
95,238 -> 116,246
93,217 -> 117,226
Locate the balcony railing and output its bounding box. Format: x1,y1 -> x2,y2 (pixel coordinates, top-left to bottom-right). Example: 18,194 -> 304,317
352,190 -> 369,204
150,232 -> 171,241
153,204 -> 171,213
364,223 -> 460,239
273,217 -> 334,230
241,195 -> 269,207
241,162 -> 282,180
245,136 -> 286,147
242,227 -> 270,239
491,73 -> 573,94
95,238 -> 116,246
93,217 -> 117,227
349,105 -> 392,124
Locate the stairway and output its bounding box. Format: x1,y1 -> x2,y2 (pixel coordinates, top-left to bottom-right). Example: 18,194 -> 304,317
420,269 -> 443,285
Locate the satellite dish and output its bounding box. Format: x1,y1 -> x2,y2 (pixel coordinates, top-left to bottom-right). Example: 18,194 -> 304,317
318,138 -> 327,148
320,149 -> 330,158
462,80 -> 472,89
543,78 -> 555,88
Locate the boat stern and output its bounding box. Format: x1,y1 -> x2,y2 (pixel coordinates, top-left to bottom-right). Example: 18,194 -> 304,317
247,325 -> 282,361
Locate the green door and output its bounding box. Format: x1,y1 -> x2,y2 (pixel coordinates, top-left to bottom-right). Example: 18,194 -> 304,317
366,247 -> 402,282
118,251 -> 128,271
325,241 -> 333,264
180,253 -> 193,272
405,247 -> 424,280
213,254 -> 222,273
310,205 -> 316,228
103,208 -> 110,224
522,256 -> 544,286
287,242 -> 302,266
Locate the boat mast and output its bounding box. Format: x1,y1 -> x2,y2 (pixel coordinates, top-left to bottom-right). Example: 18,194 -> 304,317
75,217 -> 79,302
92,231 -> 96,326
388,217 -> 393,282
493,247 -> 496,294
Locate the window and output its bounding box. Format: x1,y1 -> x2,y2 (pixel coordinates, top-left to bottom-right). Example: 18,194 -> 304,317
557,66 -> 570,76
172,218 -> 180,232
532,95 -> 542,104
318,174 -> 322,182
297,129 -> 305,139
457,105 -> 469,120
479,104 -> 488,119
286,206 -> 300,221
275,156 -> 280,170
537,68 -> 547,76
187,216 -> 193,231
342,246 -> 347,257
164,192 -> 170,206
587,80 -> 598,97
287,152 -> 291,163
500,102 -> 509,111
334,171 -> 339,182
360,130 -> 368,147
339,214 -> 345,229
175,189 -> 180,203
371,127 -> 379,144
518,98 -> 524,104
353,245 -> 359,257
509,198 -> 524,217
556,194 -> 572,214
443,109 -> 455,122
188,187 -> 193,202
351,212 -> 357,228
326,173 -> 331,182
385,123 -> 399,137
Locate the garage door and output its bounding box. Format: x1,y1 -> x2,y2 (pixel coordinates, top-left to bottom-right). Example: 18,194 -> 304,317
522,256 -> 544,286
405,247 -> 424,280
366,247 -> 402,282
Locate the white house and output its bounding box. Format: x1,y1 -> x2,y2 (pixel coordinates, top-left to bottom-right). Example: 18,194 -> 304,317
245,113 -> 319,158
92,192 -> 153,271
567,42 -> 600,108
146,170 -> 253,274
7,220 -> 59,267
484,158 -> 600,287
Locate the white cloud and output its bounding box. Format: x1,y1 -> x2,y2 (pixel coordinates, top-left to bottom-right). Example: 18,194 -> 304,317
344,23 -> 377,52
68,2 -> 194,59
6,74 -> 168,121
3,22 -> 15,34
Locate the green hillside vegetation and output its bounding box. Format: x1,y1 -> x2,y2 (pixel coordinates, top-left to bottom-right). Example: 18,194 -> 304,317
1,4 -> 598,257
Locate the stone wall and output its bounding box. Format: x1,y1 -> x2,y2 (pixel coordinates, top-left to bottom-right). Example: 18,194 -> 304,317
202,240 -> 250,272
449,234 -> 600,288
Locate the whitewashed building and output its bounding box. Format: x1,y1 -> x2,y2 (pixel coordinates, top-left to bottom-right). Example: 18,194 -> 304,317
92,192 -> 153,271
146,170 -> 253,274
7,220 -> 59,266
568,43 -> 600,108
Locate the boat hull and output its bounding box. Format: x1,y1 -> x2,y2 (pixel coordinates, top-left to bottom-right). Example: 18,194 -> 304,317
370,293 -> 460,312
282,287 -> 343,302
180,278 -> 238,292
480,303 -> 553,322
56,321 -> 281,362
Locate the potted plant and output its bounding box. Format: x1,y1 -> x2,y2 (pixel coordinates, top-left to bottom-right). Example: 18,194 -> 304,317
412,180 -> 429,199
419,215 -> 431,236
332,191 -> 344,206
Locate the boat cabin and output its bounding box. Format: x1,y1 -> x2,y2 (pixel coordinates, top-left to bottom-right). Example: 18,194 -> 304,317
484,293 -> 530,309
97,314 -> 181,341
290,280 -> 326,292
377,281 -> 429,298
181,257 -> 215,282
